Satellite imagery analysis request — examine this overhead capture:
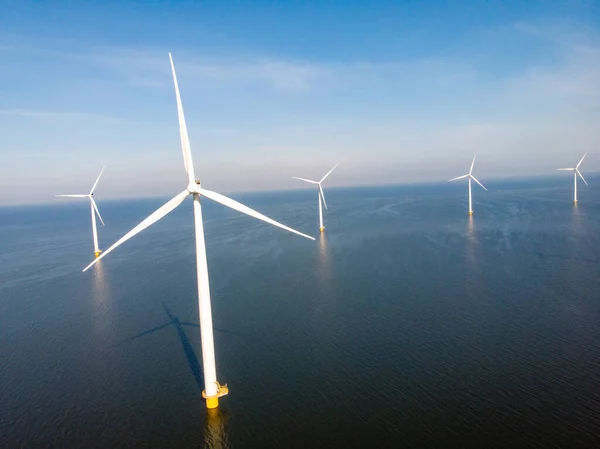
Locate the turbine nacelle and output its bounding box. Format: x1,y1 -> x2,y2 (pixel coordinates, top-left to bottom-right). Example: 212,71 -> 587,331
447,173 -> 487,191
448,155 -> 487,191
557,153 -> 588,186
55,166 -> 106,226
448,154 -> 487,215
187,180 -> 202,194
557,153 -> 589,203
55,166 -> 106,256
293,164 -> 338,230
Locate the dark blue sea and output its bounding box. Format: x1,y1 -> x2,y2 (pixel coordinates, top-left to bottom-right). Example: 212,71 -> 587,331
1,177 -> 600,448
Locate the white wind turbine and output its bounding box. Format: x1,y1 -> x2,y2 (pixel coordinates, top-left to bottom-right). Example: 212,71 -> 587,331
448,154 -> 487,215
293,164 -> 338,232
82,53 -> 314,409
557,153 -> 588,204
55,166 -> 106,257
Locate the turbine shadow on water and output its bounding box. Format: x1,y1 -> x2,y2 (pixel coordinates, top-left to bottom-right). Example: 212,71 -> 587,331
120,303 -> 203,389
118,303 -> 249,391
162,303 -> 204,390
117,304 -> 233,446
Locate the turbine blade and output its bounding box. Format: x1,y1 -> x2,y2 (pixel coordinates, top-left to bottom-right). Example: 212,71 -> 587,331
292,177 -> 319,184
319,184 -> 327,210
90,197 -> 105,226
577,153 -> 587,169
83,190 -> 190,272
90,166 -> 105,194
469,154 -> 476,175
448,174 -> 469,182
198,187 -> 315,241
55,194 -> 89,198
470,175 -> 487,191
169,53 -> 196,184
557,168 -> 575,171
577,169 -> 588,186
319,163 -> 338,183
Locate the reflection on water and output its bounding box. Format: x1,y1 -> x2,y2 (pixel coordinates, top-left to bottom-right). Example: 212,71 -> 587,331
315,233 -> 335,315
92,261 -> 108,303
571,203 -> 582,232
204,409 -> 230,449
466,215 -> 474,236
567,202 -> 586,299
317,233 -> 332,283
466,216 -> 475,263
464,215 -> 481,302
91,260 -> 111,334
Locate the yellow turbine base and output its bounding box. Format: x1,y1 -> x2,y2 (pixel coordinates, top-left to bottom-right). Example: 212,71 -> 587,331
468,211 -> 473,216
203,382 -> 229,409
319,227 -> 325,232
94,251 -> 101,258
205,397 -> 219,409
574,200 -> 578,204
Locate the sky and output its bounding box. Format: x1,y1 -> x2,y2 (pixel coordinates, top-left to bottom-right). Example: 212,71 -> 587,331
1,0 -> 599,205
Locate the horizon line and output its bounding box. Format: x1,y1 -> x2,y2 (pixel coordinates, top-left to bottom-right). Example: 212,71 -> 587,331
2,172 -> 595,208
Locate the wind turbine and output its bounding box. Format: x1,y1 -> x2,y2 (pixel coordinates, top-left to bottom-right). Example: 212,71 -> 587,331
55,166 -> 106,257
293,164 -> 338,232
448,154 -> 487,215
557,153 -> 588,204
82,53 -> 314,409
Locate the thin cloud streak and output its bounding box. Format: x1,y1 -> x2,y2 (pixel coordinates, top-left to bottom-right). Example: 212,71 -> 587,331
1,22 -> 600,204
0,109 -> 130,122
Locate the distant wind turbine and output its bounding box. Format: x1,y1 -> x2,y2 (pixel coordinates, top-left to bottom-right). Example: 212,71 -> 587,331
293,164 -> 338,232
55,166 -> 106,257
82,53 -> 314,409
448,154 -> 487,215
557,153 -> 588,204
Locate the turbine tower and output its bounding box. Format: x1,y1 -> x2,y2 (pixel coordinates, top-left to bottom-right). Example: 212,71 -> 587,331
55,166 -> 106,257
83,54 -> 314,409
448,154 -> 487,215
293,164 -> 338,232
557,153 -> 588,204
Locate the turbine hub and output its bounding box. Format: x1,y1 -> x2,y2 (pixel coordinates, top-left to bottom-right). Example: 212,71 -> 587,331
187,181 -> 201,194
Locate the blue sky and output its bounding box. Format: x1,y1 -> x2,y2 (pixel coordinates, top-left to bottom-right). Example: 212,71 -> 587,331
1,0 -> 599,204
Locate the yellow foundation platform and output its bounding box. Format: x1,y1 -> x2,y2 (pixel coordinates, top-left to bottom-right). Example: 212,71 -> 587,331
203,382 -> 229,409
468,211 -> 473,216
94,251 -> 101,258
205,396 -> 219,409
319,227 -> 325,232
